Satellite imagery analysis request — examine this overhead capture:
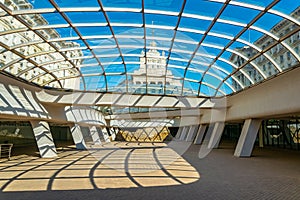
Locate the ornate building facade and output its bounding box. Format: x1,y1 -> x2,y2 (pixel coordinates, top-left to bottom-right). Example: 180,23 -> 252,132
0,0 -> 83,89
231,6 -> 300,90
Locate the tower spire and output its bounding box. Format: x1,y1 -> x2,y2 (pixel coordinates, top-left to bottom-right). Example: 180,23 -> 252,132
150,21 -> 156,48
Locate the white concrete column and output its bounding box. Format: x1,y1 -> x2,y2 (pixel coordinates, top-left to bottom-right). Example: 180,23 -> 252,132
110,128 -> 116,141
186,125 -> 198,142
70,124 -> 87,150
89,125 -> 101,144
258,125 -> 264,148
100,127 -> 110,142
194,124 -> 207,144
175,127 -> 183,139
207,122 -> 225,149
234,119 -> 262,157
179,126 -> 189,140
31,121 -> 57,158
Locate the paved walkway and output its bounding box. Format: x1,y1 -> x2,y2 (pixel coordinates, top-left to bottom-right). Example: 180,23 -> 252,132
0,141 -> 300,200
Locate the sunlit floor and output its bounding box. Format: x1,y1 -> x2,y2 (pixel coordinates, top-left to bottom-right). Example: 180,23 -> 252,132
0,142 -> 199,192
1,141 -> 300,200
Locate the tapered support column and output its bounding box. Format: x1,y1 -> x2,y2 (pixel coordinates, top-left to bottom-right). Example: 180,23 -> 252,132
100,127 -> 110,142
179,126 -> 189,140
109,128 -> 116,141
89,125 -> 101,144
175,127 -> 183,139
234,119 -> 262,157
186,125 -> 198,142
70,124 -> 87,150
31,121 -> 57,158
207,122 -> 225,149
194,124 -> 207,144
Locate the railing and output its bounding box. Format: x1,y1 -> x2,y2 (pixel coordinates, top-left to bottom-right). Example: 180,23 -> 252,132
0,144 -> 13,160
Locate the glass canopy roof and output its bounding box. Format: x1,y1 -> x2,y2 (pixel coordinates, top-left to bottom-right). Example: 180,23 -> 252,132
0,0 -> 299,97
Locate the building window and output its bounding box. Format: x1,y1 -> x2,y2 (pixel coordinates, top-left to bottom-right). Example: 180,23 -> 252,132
280,55 -> 284,63
287,52 -> 291,60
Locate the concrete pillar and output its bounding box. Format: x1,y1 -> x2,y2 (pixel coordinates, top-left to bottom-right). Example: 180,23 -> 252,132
70,124 -> 87,150
31,121 -> 57,158
234,119 -> 262,157
100,127 -> 110,142
109,127 -> 116,141
89,125 -> 101,144
194,124 -> 207,144
175,127 -> 183,139
179,126 -> 189,140
258,125 -> 264,148
186,125 -> 198,142
207,122 -> 225,149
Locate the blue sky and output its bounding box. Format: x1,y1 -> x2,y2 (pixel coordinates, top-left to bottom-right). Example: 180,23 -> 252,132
23,0 -> 300,96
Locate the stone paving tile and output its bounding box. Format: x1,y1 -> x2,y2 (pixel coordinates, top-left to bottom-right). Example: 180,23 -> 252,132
0,142 -> 300,200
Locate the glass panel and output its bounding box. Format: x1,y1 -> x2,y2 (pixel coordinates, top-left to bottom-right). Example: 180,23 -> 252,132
145,0 -> 184,12
146,14 -> 178,27
253,13 -> 290,38
179,17 -> 211,31
220,4 -> 260,24
65,12 -> 106,24
218,82 -> 233,95
229,75 -> 243,91
77,26 -> 111,36
124,56 -> 140,63
184,0 -> 223,17
106,75 -> 127,92
0,51 -> 21,67
102,0 -> 141,9
173,41 -> 197,53
127,64 -> 140,73
113,27 -> 143,36
84,75 -> 106,91
54,0 -> 100,8
210,22 -> 244,38
202,74 -> 222,88
146,27 -> 174,39
271,0 -> 300,16
107,12 -> 142,24
165,79 -> 182,95
81,66 -> 103,75
104,64 -> 125,73
185,70 -> 199,80
208,67 -> 228,79
199,84 -> 215,97
234,0 -> 274,7
183,81 -> 198,96
175,31 -> 203,43
280,32 -> 300,70
40,13 -> 67,26
204,35 -> 230,48
198,45 -> 221,57
100,56 -> 122,63
170,52 -> 192,60
168,67 -> 185,79
147,82 -> 164,95
118,38 -> 144,46
94,48 -> 120,56
0,16 -> 26,31
86,38 -> 115,46
27,0 -> 53,9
